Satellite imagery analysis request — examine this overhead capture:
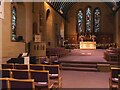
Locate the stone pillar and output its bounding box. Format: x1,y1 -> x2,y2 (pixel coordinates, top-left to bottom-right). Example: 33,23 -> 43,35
116,11 -> 119,47
115,9 -> 120,48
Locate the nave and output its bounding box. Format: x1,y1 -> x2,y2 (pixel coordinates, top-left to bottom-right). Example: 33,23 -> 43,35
1,1 -> 120,90
61,70 -> 110,89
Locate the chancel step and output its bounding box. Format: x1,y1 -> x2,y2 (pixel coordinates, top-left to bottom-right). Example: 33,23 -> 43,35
61,60 -> 106,64
60,60 -> 118,72
62,67 -> 98,72
62,63 -> 97,68
61,61 -> 98,72
60,60 -> 118,65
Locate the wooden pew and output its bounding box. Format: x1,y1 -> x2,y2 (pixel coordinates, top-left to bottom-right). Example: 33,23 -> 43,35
104,48 -> 120,61
1,64 -> 62,89
109,67 -> 120,90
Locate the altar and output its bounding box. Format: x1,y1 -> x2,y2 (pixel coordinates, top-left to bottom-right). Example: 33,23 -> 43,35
80,42 -> 96,49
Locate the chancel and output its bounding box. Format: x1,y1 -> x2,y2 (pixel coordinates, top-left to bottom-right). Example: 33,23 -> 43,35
1,0 -> 120,90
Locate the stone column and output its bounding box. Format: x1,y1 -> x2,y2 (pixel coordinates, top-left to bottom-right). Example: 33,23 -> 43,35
115,11 -> 119,47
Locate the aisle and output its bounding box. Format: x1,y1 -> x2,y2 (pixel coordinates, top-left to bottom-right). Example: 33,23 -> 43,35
61,70 -> 110,89
60,49 -> 110,89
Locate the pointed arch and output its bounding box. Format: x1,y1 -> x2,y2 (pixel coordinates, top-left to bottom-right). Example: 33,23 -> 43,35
77,9 -> 84,33
85,6 -> 92,33
93,7 -> 101,33
11,2 -> 26,42
11,5 -> 17,41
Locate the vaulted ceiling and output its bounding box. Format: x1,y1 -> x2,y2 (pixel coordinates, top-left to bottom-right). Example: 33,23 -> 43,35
47,1 -> 120,18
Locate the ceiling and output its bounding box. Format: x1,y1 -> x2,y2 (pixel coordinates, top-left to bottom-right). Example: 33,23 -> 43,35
47,1 -> 120,18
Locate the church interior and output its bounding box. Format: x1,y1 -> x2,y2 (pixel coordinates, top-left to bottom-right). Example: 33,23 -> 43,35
0,0 -> 120,89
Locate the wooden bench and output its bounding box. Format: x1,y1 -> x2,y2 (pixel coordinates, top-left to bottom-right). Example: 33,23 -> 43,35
0,78 -> 35,90
104,48 -> 120,61
109,67 -> 120,90
0,69 -> 12,78
1,63 -> 62,89
1,63 -> 14,69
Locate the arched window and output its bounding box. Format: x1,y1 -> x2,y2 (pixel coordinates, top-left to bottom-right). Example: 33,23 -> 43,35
12,6 -> 17,41
86,7 -> 92,33
77,9 -> 83,33
11,3 -> 25,42
77,6 -> 101,35
94,8 -> 101,33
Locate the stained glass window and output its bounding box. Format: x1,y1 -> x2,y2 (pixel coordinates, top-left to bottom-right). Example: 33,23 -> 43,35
94,8 -> 101,33
12,6 -> 17,41
77,9 -> 83,33
86,7 -> 92,33
77,6 -> 101,38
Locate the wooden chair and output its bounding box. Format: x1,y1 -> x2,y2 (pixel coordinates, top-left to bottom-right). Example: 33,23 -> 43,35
11,69 -> 30,79
0,69 -> 12,78
109,67 -> 120,90
49,56 -> 58,64
30,64 -> 44,70
9,78 -> 35,90
44,65 -> 62,88
39,56 -> 49,64
30,70 -> 54,89
1,64 -> 14,69
14,64 -> 29,70
0,78 -> 9,89
49,56 -> 61,65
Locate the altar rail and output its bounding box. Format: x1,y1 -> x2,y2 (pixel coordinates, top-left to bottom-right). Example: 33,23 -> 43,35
64,43 -> 117,49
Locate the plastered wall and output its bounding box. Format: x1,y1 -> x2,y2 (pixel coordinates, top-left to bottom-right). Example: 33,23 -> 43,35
116,10 -> 120,47
2,2 -> 64,58
119,11 -> 120,47
43,2 -> 65,48
2,2 -> 33,58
